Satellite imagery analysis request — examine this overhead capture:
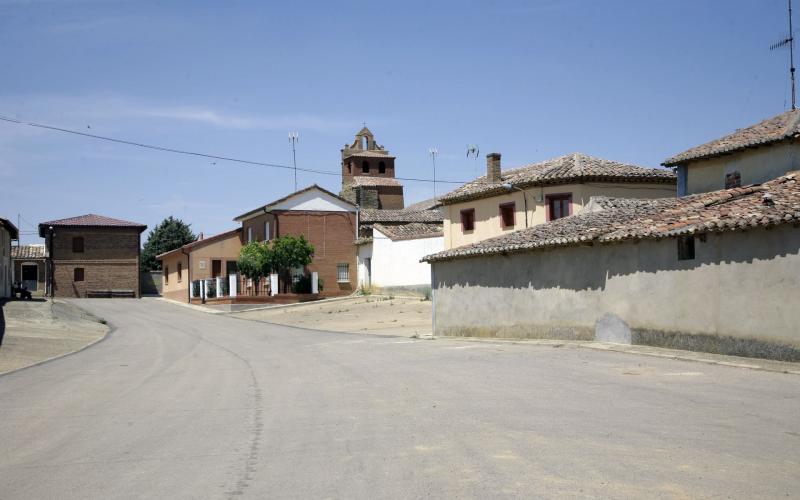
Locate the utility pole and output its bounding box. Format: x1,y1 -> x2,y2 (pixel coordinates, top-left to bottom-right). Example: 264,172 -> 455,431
289,131 -> 299,191
429,147 -> 439,200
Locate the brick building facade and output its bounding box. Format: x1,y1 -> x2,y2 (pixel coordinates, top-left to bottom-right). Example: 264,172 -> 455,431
38,214 -> 147,298
340,127 -> 405,209
234,185 -> 357,296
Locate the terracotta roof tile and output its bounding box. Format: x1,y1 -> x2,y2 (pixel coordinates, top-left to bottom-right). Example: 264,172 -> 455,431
424,172 -> 800,262
39,214 -> 146,228
439,153 -> 676,205
373,222 -> 443,241
11,244 -> 47,259
664,109 -> 800,165
360,208 -> 442,223
345,176 -> 402,187
343,150 -> 394,159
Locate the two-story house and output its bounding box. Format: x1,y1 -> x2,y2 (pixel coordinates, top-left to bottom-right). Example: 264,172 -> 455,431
38,214 -> 147,298
439,152 -> 677,249
663,108 -> 800,195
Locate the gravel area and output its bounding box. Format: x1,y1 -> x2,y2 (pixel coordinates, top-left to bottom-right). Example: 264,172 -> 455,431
0,299 -> 109,375
233,296 -> 433,337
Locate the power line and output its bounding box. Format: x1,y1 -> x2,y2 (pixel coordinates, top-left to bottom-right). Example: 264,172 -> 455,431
0,114 -> 476,185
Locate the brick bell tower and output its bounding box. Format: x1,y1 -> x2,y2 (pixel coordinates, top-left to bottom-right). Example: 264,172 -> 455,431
340,127 -> 404,209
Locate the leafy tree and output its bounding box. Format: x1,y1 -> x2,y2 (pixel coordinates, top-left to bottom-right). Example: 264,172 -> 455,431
140,216 -> 196,271
237,241 -> 270,282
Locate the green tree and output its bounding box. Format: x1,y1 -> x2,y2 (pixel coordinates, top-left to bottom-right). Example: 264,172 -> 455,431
140,216 -> 196,271
237,241 -> 270,282
269,235 -> 315,293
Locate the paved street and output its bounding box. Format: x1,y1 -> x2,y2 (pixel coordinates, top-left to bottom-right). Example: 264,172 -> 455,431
0,299 -> 798,499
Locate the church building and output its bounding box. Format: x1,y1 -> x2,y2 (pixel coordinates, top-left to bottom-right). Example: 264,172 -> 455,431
340,127 -> 405,209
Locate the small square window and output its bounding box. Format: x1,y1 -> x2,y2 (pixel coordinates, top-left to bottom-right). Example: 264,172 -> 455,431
460,209 -> 475,232
74,267 -> 84,282
337,263 -> 350,282
499,202 -> 515,228
725,171 -> 741,189
546,194 -> 572,221
72,237 -> 84,253
677,235 -> 695,261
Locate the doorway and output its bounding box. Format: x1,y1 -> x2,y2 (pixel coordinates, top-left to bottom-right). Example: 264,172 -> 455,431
21,264 -> 38,291
211,260 -> 221,279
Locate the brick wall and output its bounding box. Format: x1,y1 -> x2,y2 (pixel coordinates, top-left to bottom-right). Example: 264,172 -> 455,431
377,185 -> 405,209
50,228 -> 141,298
241,213 -> 277,243
275,211 -> 356,296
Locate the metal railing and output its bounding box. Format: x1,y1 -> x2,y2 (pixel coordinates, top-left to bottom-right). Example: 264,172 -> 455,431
190,274 -> 272,301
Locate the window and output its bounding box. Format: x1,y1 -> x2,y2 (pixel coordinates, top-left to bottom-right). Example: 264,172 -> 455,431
72,236 -> 84,253
379,161 -> 386,174
291,266 -> 304,284
725,171 -> 741,189
546,194 -> 572,221
337,263 -> 350,282
362,161 -> 369,173
248,227 -> 253,243
460,209 -> 475,231
499,202 -> 515,228
265,221 -> 271,241
677,235 -> 695,261
226,260 -> 238,276
348,162 -> 352,174
73,267 -> 84,282
177,262 -> 182,282
164,265 -> 169,285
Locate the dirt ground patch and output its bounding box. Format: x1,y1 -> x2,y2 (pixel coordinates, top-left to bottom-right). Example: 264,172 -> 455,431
233,296 -> 432,337
0,299 -> 109,375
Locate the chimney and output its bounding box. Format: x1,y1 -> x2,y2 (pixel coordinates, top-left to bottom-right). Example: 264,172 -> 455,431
487,153 -> 501,183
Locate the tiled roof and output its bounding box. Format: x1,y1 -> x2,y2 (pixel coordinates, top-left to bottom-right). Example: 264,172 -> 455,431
439,153 -> 676,205
0,218 -> 18,239
343,150 -> 394,159
360,208 -> 443,223
664,109 -> 800,166
424,172 -> 800,262
374,222 -> 443,241
234,184 -> 355,221
156,228 -> 241,260
38,214 -> 146,236
345,176 -> 402,187
403,197 -> 441,211
11,244 -> 46,259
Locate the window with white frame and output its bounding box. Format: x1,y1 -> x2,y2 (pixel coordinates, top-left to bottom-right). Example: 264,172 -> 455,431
248,227 -> 253,243
265,221 -> 271,241
337,263 -> 350,283
291,265 -> 303,284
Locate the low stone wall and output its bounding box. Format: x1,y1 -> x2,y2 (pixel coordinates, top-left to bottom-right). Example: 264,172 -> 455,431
432,225 -> 800,361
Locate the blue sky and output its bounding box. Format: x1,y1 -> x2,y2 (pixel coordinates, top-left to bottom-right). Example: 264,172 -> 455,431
0,0 -> 792,244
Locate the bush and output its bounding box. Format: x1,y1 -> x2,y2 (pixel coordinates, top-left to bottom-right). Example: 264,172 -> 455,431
291,275 -> 312,294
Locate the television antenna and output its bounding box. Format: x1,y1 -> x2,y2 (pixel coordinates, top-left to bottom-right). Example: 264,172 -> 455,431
288,131 -> 299,191
429,147 -> 439,199
771,0 -> 797,109
467,144 -> 480,178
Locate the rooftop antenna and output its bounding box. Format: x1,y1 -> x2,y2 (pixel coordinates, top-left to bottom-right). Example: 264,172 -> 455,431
467,144 -> 480,178
771,0 -> 797,110
428,147 -> 439,200
288,131 -> 299,191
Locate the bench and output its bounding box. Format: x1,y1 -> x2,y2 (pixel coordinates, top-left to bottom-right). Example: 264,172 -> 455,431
87,289 -> 136,298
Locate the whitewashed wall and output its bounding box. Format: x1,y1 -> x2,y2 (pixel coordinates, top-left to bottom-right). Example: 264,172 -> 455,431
371,228 -> 443,287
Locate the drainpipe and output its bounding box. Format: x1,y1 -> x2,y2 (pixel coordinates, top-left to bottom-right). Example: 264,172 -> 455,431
430,263 -> 436,338
182,248 -> 191,303
502,183 -> 529,228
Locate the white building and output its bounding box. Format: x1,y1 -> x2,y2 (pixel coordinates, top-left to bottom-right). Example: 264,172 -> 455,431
356,203 -> 443,294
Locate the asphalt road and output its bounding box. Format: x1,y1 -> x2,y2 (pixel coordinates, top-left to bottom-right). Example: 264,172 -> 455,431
0,299 -> 798,499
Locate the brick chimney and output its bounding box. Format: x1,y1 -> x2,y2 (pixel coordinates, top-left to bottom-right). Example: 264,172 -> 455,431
486,153 -> 501,183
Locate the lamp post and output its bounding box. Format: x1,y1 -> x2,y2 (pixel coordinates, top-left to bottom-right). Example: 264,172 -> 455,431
501,183 -> 529,228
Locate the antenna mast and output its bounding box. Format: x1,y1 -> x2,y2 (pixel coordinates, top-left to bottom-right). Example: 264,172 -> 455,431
428,147 -> 439,200
772,0 -> 797,109
288,131 -> 299,191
